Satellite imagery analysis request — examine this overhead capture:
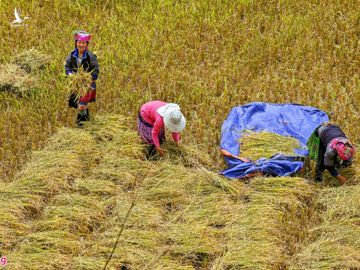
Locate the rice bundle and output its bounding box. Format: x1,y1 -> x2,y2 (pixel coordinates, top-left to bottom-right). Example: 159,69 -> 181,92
66,69 -> 92,101
8,231 -> 80,270
240,130 -> 301,161
0,49 -> 49,96
0,63 -> 36,95
0,196 -> 32,251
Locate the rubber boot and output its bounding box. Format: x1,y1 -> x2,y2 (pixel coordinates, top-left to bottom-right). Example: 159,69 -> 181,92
77,109 -> 89,127
77,113 -> 83,127
84,109 -> 90,121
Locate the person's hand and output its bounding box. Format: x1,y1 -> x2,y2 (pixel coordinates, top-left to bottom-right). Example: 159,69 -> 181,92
245,171 -> 263,179
157,147 -> 165,156
336,174 -> 346,185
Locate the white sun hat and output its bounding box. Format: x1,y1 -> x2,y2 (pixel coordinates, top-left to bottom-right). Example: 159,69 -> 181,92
157,103 -> 186,133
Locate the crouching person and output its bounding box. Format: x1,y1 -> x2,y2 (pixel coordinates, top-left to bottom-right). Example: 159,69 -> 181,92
307,123 -> 355,185
137,101 -> 186,158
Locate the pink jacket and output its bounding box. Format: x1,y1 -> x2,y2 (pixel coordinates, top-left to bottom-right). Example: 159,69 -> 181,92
140,101 -> 181,148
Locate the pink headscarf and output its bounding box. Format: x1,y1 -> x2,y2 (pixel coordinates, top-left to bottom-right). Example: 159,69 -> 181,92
330,138 -> 355,160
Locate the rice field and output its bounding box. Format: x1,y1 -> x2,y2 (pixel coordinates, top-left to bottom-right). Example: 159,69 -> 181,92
1,0 -> 360,269
1,0 -> 360,180
0,115 -> 358,269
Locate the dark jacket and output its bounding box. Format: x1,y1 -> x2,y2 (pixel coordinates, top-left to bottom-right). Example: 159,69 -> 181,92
317,125 -> 350,177
319,125 -> 346,148
65,49 -> 99,80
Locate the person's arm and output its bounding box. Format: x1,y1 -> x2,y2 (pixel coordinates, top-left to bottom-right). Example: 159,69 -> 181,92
172,132 -> 180,145
324,147 -> 347,184
336,174 -> 346,185
65,54 -> 73,75
89,53 -> 99,80
325,165 -> 347,185
152,116 -> 165,154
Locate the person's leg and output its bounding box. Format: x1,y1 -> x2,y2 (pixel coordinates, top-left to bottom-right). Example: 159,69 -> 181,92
137,113 -> 157,159
146,144 -> 157,159
85,108 -> 90,121
315,146 -> 325,181
77,104 -> 89,126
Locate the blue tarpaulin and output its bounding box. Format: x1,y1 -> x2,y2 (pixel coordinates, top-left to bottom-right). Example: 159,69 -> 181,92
220,102 -> 329,179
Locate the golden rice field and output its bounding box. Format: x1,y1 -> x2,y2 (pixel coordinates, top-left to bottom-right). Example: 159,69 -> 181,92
0,115 -> 359,269
1,0 -> 360,269
1,0 -> 360,180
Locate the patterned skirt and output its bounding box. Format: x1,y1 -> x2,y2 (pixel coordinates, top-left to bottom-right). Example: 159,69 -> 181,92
137,112 -> 165,145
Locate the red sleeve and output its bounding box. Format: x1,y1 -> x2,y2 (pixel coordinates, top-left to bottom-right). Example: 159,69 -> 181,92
172,132 -> 181,143
152,115 -> 164,149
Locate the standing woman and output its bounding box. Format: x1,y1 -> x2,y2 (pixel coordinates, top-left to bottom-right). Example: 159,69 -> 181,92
137,101 -> 186,157
308,123 -> 355,185
65,30 -> 99,126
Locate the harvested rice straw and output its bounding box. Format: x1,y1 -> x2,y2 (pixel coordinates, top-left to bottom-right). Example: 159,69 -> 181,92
220,177 -> 316,270
289,185 -> 360,269
8,252 -> 72,270
13,150 -> 83,196
0,113 -> 329,270
7,231 -> 80,270
12,48 -> 50,73
163,142 -> 215,169
44,128 -> 96,153
240,130 -> 301,161
0,63 -> 36,95
73,178 -> 119,196
0,129 -> 90,255
0,198 -> 32,251
35,193 -> 112,235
